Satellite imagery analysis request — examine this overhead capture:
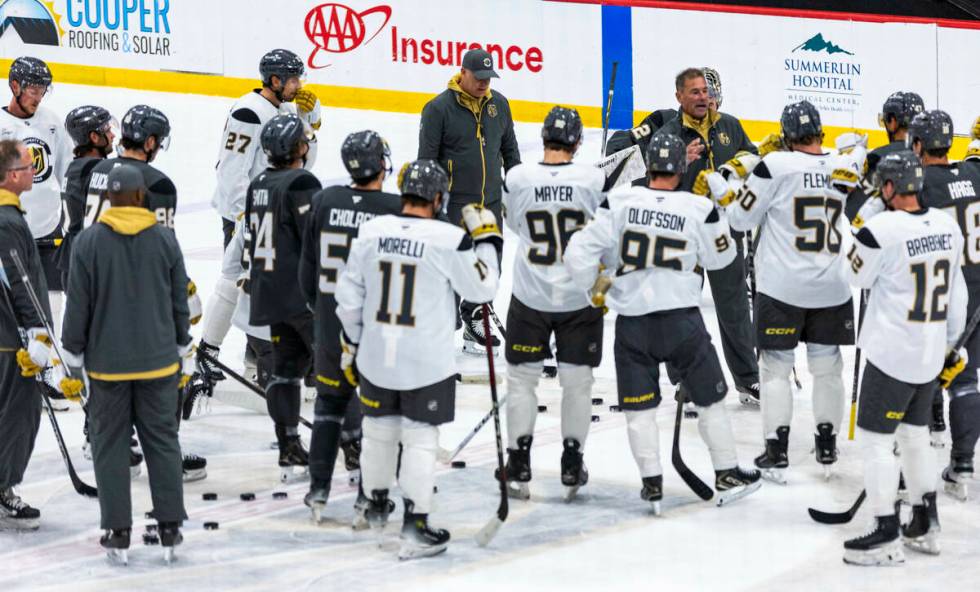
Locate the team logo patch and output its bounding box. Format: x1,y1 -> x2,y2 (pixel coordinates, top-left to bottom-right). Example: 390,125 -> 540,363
23,137 -> 53,184
588,342 -> 598,353
718,132 -> 731,146
427,400 -> 438,412
487,104 -> 498,118
716,381 -> 726,394
844,320 -> 854,330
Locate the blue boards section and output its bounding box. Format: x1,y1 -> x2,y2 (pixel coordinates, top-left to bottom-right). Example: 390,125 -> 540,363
601,5 -> 634,131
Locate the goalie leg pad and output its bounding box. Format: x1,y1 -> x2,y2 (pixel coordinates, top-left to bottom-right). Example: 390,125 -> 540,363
559,364 -> 594,445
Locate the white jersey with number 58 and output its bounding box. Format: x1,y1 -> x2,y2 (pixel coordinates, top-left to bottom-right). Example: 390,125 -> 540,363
503,161 -> 607,312
728,150 -> 851,308
336,215 -> 499,390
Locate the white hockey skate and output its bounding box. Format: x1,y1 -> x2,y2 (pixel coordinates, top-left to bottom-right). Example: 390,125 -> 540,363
715,467 -> 762,507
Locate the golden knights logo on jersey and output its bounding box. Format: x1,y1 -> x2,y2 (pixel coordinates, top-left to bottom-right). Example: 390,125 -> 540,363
22,135 -> 54,183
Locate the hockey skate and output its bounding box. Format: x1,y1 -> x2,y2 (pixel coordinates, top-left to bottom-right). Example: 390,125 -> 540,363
354,488 -> 394,542
843,515 -> 905,566
398,500 -> 450,560
814,422 -> 838,480
182,454 -> 207,483
305,480 -> 329,524
736,383 -> 760,408
902,492 -> 941,555
502,435 -> 532,500
340,438 -> 361,486
158,521 -> 182,565
180,373 -> 213,420
101,528 -> 131,566
942,455 -> 973,501
130,448 -> 143,480
640,475 -> 663,516
715,466 -> 762,506
560,438 -> 589,502
196,342 -> 226,385
754,426 -> 789,485
0,488 -> 39,531
461,306 -> 499,356
278,436 -> 310,483
930,397 -> 946,449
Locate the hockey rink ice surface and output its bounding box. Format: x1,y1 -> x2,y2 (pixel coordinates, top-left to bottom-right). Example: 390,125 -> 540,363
2,82 -> 979,592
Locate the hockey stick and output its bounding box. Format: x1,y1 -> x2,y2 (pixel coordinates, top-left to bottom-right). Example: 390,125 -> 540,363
600,61 -> 619,157
438,393 -> 509,463
848,290 -> 868,440
198,349 -> 313,429
0,262 -> 97,498
809,303 -> 980,524
475,302 -> 509,547
486,306 -> 506,339
671,388 -> 714,501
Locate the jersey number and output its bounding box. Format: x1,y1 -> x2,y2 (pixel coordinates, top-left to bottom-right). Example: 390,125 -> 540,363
618,231 -> 686,275
526,210 -> 586,265
84,193 -> 108,228
249,212 -> 275,271
942,202 -> 980,265
319,232 -> 351,295
376,261 -> 417,327
909,260 -> 950,323
225,132 -> 252,154
794,196 -> 842,254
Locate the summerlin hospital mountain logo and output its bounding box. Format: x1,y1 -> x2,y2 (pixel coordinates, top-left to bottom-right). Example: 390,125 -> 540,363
784,33 -> 862,114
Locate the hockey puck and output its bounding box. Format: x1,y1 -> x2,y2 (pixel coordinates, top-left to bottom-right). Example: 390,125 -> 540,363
142,533 -> 159,545
537,405 -> 548,412
273,491 -> 288,500
240,492 -> 256,501
592,398 -> 604,405
451,460 -> 467,469
204,521 -> 220,531
202,492 -> 217,501
591,414 -> 600,423
609,405 -> 621,412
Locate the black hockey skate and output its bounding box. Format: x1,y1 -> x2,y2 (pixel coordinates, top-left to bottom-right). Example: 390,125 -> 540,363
399,500 -> 450,560
942,454 -> 973,501
305,479 -> 330,524
130,448 -> 144,480
715,466 -> 762,506
640,475 -> 663,516
502,435 -> 532,500
354,488 -> 394,537
902,492 -> 940,555
101,528 -> 131,566
736,382 -> 761,408
158,521 -> 183,565
843,514 -> 905,566
461,305 -> 500,355
560,438 -> 589,502
814,422 -> 838,480
182,454 -> 207,483
340,437 -> 361,486
0,488 -> 40,531
180,372 -> 213,420
195,341 -> 225,385
278,436 -> 310,483
930,396 -> 947,448
754,426 -> 789,485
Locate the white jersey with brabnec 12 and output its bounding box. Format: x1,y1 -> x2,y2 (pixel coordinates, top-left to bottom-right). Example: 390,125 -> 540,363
503,161 -> 606,312
336,215 -> 499,390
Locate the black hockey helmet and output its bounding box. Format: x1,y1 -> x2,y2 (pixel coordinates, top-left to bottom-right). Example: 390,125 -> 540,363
875,150 -> 924,196
703,67 -> 722,108
780,101 -> 822,145
645,132 -> 687,175
541,106 -> 583,148
9,56 -> 51,92
65,105 -> 113,147
398,159 -> 448,203
879,91 -> 924,129
121,105 -> 171,150
260,49 -> 305,87
261,114 -> 308,163
341,130 -> 390,181
908,110 -> 953,151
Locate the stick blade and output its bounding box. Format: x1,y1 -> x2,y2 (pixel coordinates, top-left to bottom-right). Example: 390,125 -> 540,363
474,516 -> 503,548
808,490 -> 866,525
74,480 -> 98,498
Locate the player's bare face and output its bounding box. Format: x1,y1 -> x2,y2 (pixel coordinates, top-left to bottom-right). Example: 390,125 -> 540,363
459,69 -> 489,98
12,82 -> 46,116
677,76 -> 710,120
282,77 -> 302,102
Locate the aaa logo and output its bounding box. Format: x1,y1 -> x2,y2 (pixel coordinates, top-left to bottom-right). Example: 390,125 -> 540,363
305,3 -> 391,69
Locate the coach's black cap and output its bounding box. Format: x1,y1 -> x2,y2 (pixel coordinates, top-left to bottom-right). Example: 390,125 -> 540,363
107,164 -> 145,194
462,49 -> 499,80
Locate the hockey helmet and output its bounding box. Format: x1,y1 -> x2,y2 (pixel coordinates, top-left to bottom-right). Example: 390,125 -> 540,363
341,130 -> 391,181
907,110 -> 954,151
645,132 -> 687,175
541,106 -> 583,148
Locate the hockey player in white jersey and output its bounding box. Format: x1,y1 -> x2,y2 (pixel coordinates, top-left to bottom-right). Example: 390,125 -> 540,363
718,101 -> 854,483
500,106 -> 607,500
842,151 -> 968,566
565,133 -> 760,511
1,57 -> 73,337
198,48 -> 322,385
336,159 -> 499,559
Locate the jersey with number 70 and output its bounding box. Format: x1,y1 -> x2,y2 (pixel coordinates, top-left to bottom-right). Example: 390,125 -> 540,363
336,215 -> 499,390
727,150 -> 851,309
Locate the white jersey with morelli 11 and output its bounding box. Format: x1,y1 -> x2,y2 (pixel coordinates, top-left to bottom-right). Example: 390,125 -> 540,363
503,161 -> 607,312
336,215 -> 499,390
0,105 -> 73,237
564,185 -> 735,316
728,150 -> 851,308
849,208 -> 967,384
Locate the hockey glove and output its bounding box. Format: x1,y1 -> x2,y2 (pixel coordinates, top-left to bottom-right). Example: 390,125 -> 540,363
588,275 -> 612,312
49,361 -> 84,403
178,342 -> 195,389
340,331 -> 359,387
719,152 -> 761,180
17,328 -> 51,377
966,139 -> 980,162
294,88 -> 322,132
461,204 -> 503,250
757,133 -> 783,157
187,279 -> 202,325
851,194 -> 886,230
704,171 -> 737,207
940,348 -> 968,388
835,132 -> 868,155
972,116 -> 980,140
692,169 -> 712,197
830,145 -> 868,195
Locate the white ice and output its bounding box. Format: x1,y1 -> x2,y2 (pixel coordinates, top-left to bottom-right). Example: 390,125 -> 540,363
1,81 -> 979,592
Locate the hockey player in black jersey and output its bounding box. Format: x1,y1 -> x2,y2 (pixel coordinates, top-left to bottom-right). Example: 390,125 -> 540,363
298,130 -> 401,520
245,114 -> 321,482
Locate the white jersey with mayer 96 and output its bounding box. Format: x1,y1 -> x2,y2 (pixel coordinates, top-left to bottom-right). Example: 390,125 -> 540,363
0,105 -> 73,237
728,150 -> 851,308
503,161 -> 607,312
848,208 -> 967,384
564,185 -> 736,316
336,215 -> 499,390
